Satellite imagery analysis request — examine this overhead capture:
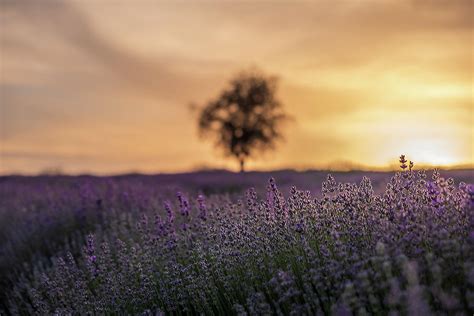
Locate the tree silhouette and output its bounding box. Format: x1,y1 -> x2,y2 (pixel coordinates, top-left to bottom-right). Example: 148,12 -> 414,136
198,69 -> 288,172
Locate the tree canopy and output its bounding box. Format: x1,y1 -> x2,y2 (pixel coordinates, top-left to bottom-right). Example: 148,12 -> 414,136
198,69 -> 288,172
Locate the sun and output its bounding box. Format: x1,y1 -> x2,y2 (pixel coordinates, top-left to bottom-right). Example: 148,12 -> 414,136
390,138 -> 468,167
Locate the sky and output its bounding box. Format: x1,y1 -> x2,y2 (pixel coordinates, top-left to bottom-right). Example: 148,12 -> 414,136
0,0 -> 472,174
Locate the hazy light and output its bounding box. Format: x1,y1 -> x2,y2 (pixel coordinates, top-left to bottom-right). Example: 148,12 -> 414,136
0,0 -> 472,174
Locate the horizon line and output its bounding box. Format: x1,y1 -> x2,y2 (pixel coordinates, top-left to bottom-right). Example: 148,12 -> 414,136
1,163 -> 473,177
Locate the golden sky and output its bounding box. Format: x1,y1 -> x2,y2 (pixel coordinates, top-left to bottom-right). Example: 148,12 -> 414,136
1,0 -> 473,174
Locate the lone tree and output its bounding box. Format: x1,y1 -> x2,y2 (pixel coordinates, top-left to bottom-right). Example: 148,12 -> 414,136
197,69 -> 288,172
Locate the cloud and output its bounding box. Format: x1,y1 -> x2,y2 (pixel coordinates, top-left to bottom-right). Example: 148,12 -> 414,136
1,0 -> 208,98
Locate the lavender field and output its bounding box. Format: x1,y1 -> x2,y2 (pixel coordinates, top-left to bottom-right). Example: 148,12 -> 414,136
0,165 -> 473,315
2,0 -> 473,314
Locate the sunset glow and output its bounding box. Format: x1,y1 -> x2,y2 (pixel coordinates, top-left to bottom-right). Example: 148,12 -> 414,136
1,0 -> 472,174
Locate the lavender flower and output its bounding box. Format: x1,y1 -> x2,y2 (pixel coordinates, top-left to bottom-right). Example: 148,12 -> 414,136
1,158 -> 472,315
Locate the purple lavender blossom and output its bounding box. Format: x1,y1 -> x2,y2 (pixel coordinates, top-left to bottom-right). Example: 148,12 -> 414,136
1,163 -> 472,314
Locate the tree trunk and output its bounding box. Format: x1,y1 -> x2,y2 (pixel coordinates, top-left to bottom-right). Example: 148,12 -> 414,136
239,159 -> 245,173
